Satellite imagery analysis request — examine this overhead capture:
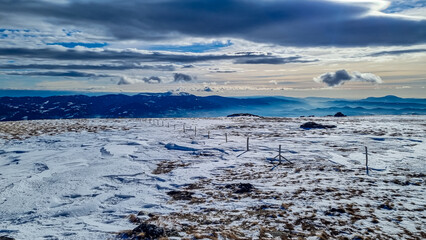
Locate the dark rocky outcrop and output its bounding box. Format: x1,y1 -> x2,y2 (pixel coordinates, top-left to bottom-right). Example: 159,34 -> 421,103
300,122 -> 336,129
132,223 -> 165,239
0,236 -> 15,240
118,222 -> 167,239
334,112 -> 346,117
225,183 -> 254,193
166,190 -> 194,200
227,113 -> 260,118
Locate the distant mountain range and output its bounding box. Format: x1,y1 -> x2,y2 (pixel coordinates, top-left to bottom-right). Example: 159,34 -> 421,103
0,92 -> 425,121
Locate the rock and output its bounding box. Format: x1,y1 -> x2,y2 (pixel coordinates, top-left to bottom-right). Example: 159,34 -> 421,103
225,183 -> 254,194
132,223 -> 165,239
33,163 -> 49,173
324,207 -> 346,216
378,201 -> 394,210
235,183 -> 254,193
118,222 -> 178,239
227,113 -> 260,118
300,122 -> 336,129
334,112 -> 346,117
166,190 -> 194,200
0,236 -> 15,240
127,214 -> 141,223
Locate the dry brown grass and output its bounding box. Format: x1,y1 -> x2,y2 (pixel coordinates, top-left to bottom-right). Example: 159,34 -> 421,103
0,119 -> 128,140
152,161 -> 190,174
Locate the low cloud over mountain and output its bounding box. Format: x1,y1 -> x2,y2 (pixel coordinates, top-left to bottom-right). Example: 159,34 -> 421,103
174,73 -> 194,82
314,70 -> 382,87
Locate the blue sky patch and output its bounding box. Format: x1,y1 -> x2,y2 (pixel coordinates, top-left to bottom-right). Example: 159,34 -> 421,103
0,28 -> 20,33
62,29 -> 81,37
147,40 -> 233,53
382,1 -> 426,13
47,42 -> 108,48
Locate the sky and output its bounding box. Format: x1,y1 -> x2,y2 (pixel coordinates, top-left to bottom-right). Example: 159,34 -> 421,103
0,0 -> 425,98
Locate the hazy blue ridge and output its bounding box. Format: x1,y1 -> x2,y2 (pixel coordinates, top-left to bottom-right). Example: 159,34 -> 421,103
0,92 -> 425,121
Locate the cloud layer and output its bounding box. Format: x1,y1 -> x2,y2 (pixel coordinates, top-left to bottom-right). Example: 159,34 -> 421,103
0,47 -> 308,65
314,70 -> 383,87
1,0 -> 425,46
6,71 -> 111,78
0,0 -> 425,95
0,63 -> 176,71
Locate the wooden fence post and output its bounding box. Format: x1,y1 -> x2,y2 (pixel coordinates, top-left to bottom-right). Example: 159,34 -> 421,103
365,146 -> 369,175
279,145 -> 282,164
247,136 -> 249,151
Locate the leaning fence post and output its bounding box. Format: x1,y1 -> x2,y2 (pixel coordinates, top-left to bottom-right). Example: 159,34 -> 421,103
247,136 -> 250,151
365,146 -> 369,175
194,126 -> 197,137
183,123 -> 186,133
279,145 -> 282,164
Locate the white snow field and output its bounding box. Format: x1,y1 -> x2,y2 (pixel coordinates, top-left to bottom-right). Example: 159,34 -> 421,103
0,116 -> 425,239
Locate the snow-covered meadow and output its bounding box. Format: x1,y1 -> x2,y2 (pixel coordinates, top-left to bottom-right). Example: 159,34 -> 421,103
0,116 -> 425,239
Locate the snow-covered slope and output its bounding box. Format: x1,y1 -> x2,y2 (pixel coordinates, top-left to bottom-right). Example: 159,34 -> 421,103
0,116 -> 425,239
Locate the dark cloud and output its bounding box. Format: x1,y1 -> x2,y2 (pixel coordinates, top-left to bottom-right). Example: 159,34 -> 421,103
173,73 -> 193,82
211,70 -> 237,73
0,63 -> 176,71
0,47 -> 303,65
182,65 -> 194,68
368,49 -> 426,57
1,0 -> 425,46
143,76 -> 161,84
314,70 -> 382,87
5,70 -> 111,78
234,56 -> 316,65
117,77 -> 135,85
